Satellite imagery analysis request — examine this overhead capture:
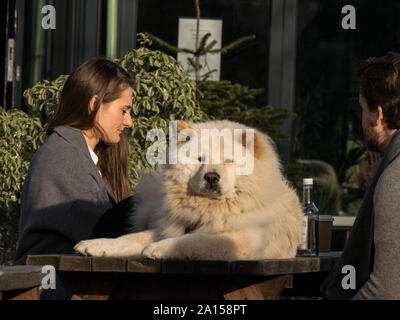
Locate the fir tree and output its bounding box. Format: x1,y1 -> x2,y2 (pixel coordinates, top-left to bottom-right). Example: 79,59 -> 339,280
141,0 -> 295,142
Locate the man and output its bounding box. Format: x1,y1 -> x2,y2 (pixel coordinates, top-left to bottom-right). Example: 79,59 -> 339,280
321,51 -> 400,299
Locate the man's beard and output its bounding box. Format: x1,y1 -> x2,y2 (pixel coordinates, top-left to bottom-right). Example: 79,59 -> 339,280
363,125 -> 382,153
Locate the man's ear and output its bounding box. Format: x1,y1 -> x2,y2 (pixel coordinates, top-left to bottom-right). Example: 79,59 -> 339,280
88,95 -> 98,113
377,105 -> 385,126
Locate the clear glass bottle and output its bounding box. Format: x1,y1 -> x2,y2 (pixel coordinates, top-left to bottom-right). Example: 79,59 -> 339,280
297,178 -> 319,256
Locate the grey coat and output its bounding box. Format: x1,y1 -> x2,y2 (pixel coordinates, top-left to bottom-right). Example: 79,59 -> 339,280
14,126 -> 116,265
321,129 -> 400,299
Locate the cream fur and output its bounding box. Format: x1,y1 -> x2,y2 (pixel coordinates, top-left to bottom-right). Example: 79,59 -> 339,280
74,120 -> 303,260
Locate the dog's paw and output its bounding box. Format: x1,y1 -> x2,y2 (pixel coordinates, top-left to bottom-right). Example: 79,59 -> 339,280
141,239 -> 176,259
74,238 -> 115,257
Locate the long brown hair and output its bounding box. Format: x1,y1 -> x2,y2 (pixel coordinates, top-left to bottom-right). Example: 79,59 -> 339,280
46,57 -> 135,202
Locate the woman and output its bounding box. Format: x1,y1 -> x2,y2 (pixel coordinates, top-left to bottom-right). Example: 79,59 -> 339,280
14,58 -> 135,266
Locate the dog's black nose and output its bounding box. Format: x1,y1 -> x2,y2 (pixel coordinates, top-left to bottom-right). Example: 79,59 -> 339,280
204,172 -> 220,185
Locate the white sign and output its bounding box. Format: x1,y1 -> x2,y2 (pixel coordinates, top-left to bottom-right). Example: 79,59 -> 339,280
177,18 -> 222,81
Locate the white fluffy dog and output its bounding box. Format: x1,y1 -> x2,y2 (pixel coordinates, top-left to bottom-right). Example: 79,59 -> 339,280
75,120 -> 303,260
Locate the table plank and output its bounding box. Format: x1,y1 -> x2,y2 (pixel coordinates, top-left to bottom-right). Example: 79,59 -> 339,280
192,260 -> 231,274
92,257 -> 126,272
59,255 -> 91,271
319,251 -> 341,271
291,257 -> 320,273
26,255 -> 61,269
230,255 -> 331,276
161,259 -> 231,274
223,283 -> 265,300
0,266 -> 43,291
161,259 -> 194,274
224,274 -> 293,300
26,253 -> 341,276
230,258 -> 297,275
25,253 -> 341,300
127,257 -> 161,273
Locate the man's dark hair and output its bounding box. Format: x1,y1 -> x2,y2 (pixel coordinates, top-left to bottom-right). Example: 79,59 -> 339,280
357,51 -> 400,129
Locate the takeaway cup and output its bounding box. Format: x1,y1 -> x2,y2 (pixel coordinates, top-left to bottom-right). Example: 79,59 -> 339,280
318,215 -> 334,252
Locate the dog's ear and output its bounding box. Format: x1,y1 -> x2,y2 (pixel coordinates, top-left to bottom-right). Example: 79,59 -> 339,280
177,120 -> 193,131
241,129 -> 265,159
176,120 -> 194,144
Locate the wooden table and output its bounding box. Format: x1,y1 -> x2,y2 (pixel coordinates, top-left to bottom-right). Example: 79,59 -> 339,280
26,252 -> 341,300
0,265 -> 43,300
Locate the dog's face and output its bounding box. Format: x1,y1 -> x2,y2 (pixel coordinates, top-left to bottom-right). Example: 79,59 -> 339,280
187,136 -> 238,199
166,120 -> 257,200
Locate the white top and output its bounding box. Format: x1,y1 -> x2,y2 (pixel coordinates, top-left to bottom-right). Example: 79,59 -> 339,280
88,146 -> 102,177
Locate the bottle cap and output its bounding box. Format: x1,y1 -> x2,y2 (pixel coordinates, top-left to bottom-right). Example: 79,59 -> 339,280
303,178 -> 313,185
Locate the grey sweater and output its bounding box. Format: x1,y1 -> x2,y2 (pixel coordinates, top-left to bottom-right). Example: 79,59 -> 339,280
14,126 -> 116,265
322,129 -> 400,299
352,152 -> 400,299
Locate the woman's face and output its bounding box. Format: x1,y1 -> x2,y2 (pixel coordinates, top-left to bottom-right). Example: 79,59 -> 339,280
97,86 -> 133,143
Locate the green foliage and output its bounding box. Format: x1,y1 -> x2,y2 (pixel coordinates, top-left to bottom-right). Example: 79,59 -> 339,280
197,80 -> 296,141
23,75 -> 68,124
116,47 -> 209,185
0,108 -> 46,210
0,107 -> 46,265
145,31 -> 256,81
